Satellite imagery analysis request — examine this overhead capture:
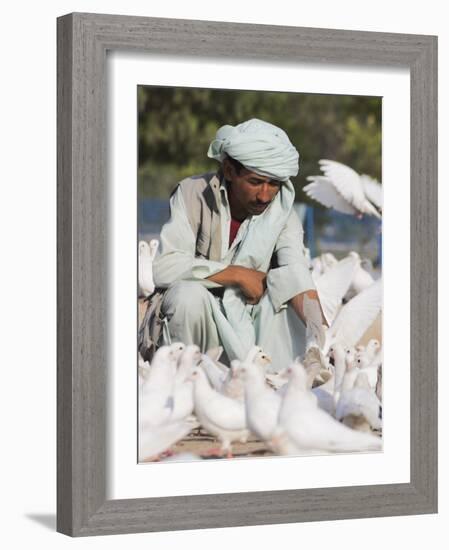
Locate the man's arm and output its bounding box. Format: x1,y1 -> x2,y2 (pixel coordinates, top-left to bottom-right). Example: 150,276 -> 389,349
154,184 -> 268,303
153,187 -> 228,288
266,209 -> 328,327
289,289 -> 329,327
207,265 -> 267,305
265,209 -> 317,312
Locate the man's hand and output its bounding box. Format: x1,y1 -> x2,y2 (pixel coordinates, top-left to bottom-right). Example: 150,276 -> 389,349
290,290 -> 328,327
207,265 -> 267,304
236,268 -> 267,304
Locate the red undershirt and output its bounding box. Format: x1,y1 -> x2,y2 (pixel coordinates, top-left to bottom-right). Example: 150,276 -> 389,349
229,217 -> 242,247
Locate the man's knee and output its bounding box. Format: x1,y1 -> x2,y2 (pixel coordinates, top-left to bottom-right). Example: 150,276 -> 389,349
162,281 -> 211,318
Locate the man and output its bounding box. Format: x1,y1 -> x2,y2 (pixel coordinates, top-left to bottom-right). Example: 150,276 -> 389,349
150,118 -> 324,372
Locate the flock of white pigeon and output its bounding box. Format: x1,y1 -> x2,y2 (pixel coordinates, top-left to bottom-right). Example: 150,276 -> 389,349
138,159 -> 383,462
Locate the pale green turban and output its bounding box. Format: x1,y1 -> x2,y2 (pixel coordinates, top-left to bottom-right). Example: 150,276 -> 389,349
207,118 -> 299,182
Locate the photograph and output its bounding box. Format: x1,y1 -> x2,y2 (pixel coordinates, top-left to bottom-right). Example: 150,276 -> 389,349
137,86 -> 383,462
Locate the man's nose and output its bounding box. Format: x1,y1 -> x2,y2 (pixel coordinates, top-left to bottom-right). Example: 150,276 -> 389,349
256,184 -> 273,203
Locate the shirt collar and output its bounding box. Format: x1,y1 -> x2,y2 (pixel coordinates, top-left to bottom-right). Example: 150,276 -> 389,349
219,174 -> 230,208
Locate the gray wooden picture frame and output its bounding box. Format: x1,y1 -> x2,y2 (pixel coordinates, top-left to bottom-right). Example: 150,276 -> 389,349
57,12 -> 438,537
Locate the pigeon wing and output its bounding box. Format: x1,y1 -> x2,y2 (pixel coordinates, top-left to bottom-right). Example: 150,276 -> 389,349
304,176 -> 357,215
360,175 -> 383,209
328,278 -> 382,349
318,159 -> 366,210
200,355 -> 228,391
315,255 -> 358,325
198,390 -> 247,431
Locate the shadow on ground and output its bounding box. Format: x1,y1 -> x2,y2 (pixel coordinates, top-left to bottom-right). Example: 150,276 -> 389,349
25,514 -> 56,531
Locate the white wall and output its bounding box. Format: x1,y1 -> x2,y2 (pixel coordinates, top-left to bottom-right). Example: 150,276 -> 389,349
1,1 -> 445,547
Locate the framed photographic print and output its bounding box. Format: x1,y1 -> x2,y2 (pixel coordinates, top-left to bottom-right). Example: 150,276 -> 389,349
135,85 -> 383,464
57,12 -> 437,536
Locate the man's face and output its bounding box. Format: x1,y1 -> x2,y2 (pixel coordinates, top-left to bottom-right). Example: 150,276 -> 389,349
223,159 -> 281,220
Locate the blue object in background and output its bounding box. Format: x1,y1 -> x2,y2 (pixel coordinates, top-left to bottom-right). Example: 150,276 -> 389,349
307,206 -> 382,266
138,198 -> 171,241
305,206 -> 316,259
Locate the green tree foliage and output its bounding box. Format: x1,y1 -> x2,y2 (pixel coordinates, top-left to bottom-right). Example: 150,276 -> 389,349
138,86 -> 381,200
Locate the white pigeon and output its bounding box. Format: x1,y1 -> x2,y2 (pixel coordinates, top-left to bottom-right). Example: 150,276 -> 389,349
138,239 -> 159,297
310,252 -> 338,279
139,342 -> 185,423
356,353 -> 381,390
356,338 -> 381,364
138,345 -> 196,460
304,159 -> 382,219
199,352 -> 229,392
138,353 -> 151,389
170,345 -> 202,422
139,345 -> 177,426
235,359 -> 282,443
189,365 -> 250,457
360,174 -> 383,210
221,346 -> 272,401
324,278 -> 383,354
274,361 -> 382,455
139,417 -> 198,462
311,343 -> 347,415
345,251 -> 375,299
336,371 -> 382,432
341,347 -> 360,390
303,346 -> 331,388
170,341 -> 186,362
375,365 -> 383,402
313,254 -> 359,326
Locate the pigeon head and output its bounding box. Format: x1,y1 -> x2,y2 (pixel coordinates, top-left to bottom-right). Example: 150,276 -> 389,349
348,251 -> 360,260
233,360 -> 261,382
170,342 -> 186,362
253,351 -> 272,367
152,345 -> 175,366
180,344 -> 201,364
366,339 -> 381,353
356,355 -> 370,369
244,345 -> 263,363
149,239 -> 159,258
187,367 -> 200,382
177,346 -> 201,379
138,240 -> 150,256
344,347 -> 356,369
188,365 -> 209,384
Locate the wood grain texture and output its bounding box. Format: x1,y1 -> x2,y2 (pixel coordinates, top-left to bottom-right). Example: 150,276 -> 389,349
57,13 -> 74,536
57,12 -> 438,536
409,36 -> 438,508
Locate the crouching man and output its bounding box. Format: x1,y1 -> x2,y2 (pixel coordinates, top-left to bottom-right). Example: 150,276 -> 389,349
146,118 -> 324,372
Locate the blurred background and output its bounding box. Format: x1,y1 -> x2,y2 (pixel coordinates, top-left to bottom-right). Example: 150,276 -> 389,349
138,86 -> 382,265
